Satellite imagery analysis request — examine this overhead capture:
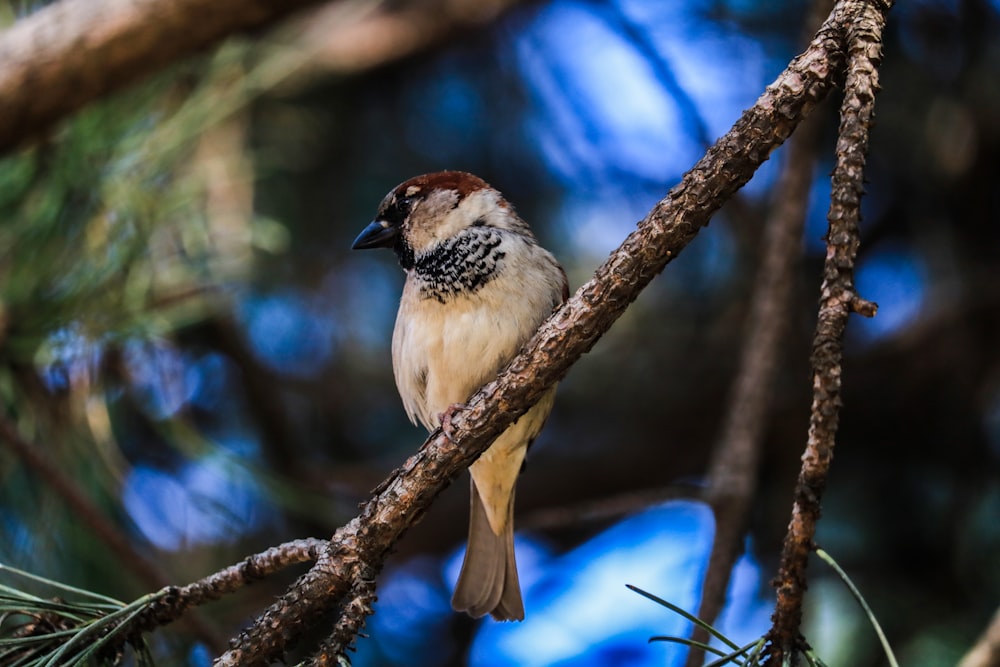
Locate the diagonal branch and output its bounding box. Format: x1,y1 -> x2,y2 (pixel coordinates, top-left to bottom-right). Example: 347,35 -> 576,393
0,0 -> 528,155
214,5 -> 868,663
765,1 -> 888,663
0,0 -> 320,153
959,606 -> 1000,667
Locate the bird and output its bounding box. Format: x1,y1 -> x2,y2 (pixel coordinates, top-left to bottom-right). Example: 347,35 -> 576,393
352,171 -> 567,621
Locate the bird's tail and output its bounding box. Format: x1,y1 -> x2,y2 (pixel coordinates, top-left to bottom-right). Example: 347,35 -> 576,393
451,478 -> 523,621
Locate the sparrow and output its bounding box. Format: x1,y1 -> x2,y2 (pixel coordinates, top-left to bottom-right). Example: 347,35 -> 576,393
352,171 -> 567,621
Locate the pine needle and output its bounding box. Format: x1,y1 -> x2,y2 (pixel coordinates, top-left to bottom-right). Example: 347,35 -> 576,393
627,584 -> 742,652
814,548 -> 899,667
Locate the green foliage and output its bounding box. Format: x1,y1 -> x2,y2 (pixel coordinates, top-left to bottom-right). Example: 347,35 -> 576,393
814,549 -> 899,667
0,40 -> 294,662
628,584 -> 764,666
0,563 -> 161,666
0,41 -> 292,369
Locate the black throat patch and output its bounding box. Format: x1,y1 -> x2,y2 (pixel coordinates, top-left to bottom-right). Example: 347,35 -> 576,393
413,228 -> 506,303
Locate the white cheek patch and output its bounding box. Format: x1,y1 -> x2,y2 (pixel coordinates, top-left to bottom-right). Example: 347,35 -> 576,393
434,190 -> 501,240
414,189 -> 465,243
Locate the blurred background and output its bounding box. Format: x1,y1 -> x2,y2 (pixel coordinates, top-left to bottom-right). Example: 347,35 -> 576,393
1,0 -> 998,665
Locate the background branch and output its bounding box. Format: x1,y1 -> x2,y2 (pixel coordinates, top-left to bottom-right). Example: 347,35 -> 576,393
685,2 -> 833,664
765,1 -> 888,663
214,5 -> 864,662
0,0 -> 319,153
520,484 -> 701,531
960,607 -> 1000,667
0,417 -> 168,593
0,0 -> 529,155
685,105 -> 823,667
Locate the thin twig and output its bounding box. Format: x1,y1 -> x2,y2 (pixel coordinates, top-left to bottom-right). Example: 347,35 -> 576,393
139,538 -> 327,632
215,6 -> 865,663
0,538 -> 326,662
306,564 -> 378,667
684,1 -> 834,664
764,1 -> 888,663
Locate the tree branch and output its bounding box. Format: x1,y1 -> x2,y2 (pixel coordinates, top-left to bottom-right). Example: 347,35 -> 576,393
215,5 -> 862,663
137,538 -> 327,632
0,0 -> 529,155
765,1 -> 888,663
0,0 -> 321,153
305,568 -> 378,666
685,2 -> 834,664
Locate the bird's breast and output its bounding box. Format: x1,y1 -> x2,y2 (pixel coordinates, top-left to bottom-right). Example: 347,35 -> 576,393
412,228 -> 506,303
391,231 -> 564,431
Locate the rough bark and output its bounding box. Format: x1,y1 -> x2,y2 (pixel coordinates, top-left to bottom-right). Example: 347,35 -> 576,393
139,539 -> 326,630
764,1 -> 887,663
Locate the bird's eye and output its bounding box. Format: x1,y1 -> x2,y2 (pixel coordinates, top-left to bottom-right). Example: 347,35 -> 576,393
380,193 -> 419,227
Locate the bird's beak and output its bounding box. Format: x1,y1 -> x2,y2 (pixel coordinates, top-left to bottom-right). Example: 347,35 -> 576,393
352,220 -> 400,250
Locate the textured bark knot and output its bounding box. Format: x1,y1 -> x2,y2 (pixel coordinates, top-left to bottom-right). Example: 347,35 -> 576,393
850,295 -> 878,317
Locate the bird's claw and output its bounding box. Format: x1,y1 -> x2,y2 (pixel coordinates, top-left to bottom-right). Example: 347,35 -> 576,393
438,403 -> 469,442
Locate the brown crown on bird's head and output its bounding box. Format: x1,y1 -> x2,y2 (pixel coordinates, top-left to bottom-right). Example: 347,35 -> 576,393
352,171 -> 530,261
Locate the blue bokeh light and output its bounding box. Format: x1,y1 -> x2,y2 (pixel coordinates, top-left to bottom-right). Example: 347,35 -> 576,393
186,352 -> 234,413
470,502 -> 769,667
356,502 -> 771,667
853,244 -> 928,343
514,0 -> 771,190
0,511 -> 33,560
35,325 -> 102,394
324,262 -> 400,354
358,557 -> 457,667
123,339 -> 192,420
122,452 -> 272,550
236,289 -> 339,378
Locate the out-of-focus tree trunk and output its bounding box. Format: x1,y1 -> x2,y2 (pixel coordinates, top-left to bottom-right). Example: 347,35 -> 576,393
0,0 -> 320,151
0,0 -> 529,154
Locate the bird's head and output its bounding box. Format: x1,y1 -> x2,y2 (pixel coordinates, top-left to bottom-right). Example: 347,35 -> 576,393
352,171 -> 529,267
